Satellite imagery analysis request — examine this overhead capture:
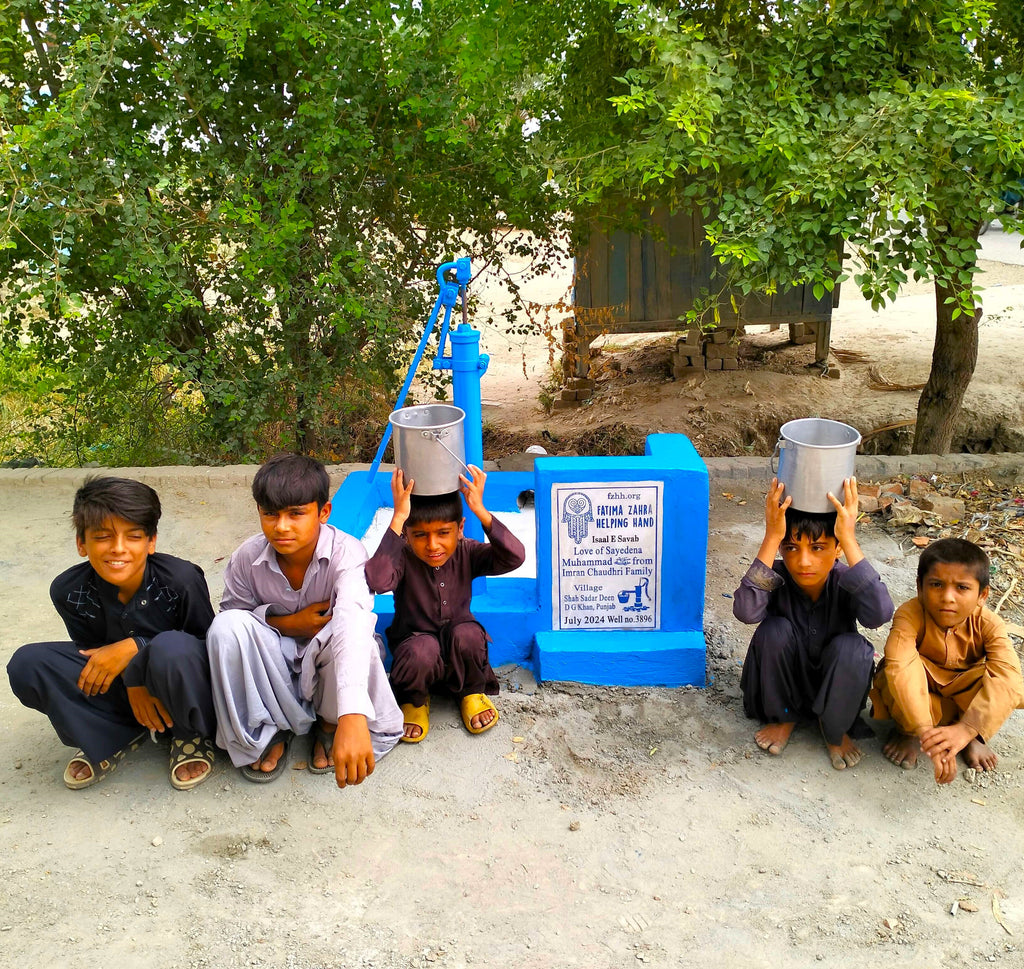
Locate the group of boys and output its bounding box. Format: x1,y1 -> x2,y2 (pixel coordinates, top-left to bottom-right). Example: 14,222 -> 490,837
7,455 -> 524,791
7,459 -> 1023,792
735,476 -> 1024,783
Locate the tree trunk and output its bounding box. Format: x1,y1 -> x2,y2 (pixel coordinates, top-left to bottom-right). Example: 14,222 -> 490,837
912,276 -> 980,454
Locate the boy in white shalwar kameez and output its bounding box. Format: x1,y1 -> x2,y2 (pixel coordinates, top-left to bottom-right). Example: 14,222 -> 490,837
207,455 -> 402,786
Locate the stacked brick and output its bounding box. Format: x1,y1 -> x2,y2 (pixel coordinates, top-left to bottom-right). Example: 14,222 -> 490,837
671,326 -> 740,378
552,377 -> 595,411
671,328 -> 704,377
788,321 -> 819,346
704,328 -> 740,371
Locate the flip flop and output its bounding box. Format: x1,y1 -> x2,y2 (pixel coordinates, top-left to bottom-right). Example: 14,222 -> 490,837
307,723 -> 336,775
460,693 -> 498,735
169,736 -> 216,791
400,701 -> 430,743
63,730 -> 148,790
240,729 -> 293,784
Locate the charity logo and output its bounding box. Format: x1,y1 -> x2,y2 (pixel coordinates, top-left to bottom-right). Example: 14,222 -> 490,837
561,492 -> 594,543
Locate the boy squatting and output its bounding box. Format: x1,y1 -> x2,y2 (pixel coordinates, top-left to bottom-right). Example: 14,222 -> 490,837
206,454 -> 403,787
871,537 -> 1024,784
364,464 -> 525,742
7,477 -> 217,790
734,477 -> 895,770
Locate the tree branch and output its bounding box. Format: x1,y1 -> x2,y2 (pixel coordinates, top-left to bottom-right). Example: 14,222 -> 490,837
108,0 -> 219,144
23,14 -> 62,98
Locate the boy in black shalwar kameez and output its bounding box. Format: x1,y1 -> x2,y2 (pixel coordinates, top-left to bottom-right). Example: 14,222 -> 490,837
733,477 -> 894,769
7,477 -> 217,790
364,465 -> 525,743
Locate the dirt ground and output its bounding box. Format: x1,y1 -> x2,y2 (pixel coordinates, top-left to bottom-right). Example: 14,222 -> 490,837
470,229 -> 1024,459
1,469 -> 1023,969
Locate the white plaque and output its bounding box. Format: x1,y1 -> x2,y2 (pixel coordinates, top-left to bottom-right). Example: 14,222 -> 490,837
551,481 -> 663,630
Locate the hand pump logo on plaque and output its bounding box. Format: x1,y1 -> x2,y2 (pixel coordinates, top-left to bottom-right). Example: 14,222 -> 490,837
552,482 -> 663,630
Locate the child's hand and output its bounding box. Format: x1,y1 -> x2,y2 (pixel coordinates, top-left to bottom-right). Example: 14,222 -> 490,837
827,477 -> 864,566
77,638 -> 139,695
754,479 -> 792,569
332,713 -> 375,789
292,600 -> 332,638
127,685 -> 174,732
459,464 -> 492,530
764,477 -> 792,544
390,468 -> 414,534
921,722 -> 975,785
268,600 -> 332,640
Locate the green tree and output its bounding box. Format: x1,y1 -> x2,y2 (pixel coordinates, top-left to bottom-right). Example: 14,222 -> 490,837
560,0 -> 1024,454
0,0 -> 561,461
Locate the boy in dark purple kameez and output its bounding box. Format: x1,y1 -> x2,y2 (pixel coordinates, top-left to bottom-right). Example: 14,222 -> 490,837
733,477 -> 894,770
364,465 -> 525,742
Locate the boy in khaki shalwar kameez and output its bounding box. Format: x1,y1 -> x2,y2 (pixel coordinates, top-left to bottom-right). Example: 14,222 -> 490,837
871,538 -> 1024,784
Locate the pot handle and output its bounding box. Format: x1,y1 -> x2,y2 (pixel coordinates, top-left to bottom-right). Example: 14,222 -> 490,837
770,439 -> 784,475
422,429 -> 472,475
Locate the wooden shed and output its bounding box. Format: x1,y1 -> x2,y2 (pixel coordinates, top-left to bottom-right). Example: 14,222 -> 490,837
566,206 -> 839,383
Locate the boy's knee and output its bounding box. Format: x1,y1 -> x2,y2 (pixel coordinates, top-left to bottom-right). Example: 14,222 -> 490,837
826,633 -> 875,673
449,622 -> 488,660
206,610 -> 258,660
147,630 -> 205,673
6,642 -> 60,694
400,634 -> 442,665
751,616 -> 796,659
6,644 -> 37,693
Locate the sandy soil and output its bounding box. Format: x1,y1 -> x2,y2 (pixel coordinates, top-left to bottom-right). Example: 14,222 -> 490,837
2,471 -> 1023,969
470,230 -> 1024,459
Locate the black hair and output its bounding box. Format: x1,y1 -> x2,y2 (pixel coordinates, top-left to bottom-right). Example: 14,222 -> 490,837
784,508 -> 837,543
405,491 -> 464,529
72,477 -> 161,539
252,454 -> 330,512
917,537 -> 990,591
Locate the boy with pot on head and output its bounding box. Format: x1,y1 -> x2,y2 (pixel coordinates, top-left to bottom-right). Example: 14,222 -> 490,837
7,477 -> 217,790
871,537 -> 1024,784
207,454 -> 403,786
734,477 -> 894,769
364,464 -> 525,742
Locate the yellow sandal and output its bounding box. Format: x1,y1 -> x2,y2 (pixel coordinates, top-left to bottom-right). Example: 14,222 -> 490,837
460,693 -> 499,735
400,701 -> 430,743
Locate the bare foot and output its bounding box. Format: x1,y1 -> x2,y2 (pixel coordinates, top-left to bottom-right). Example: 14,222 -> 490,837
174,760 -> 209,783
67,757 -> 94,782
251,738 -> 285,773
823,729 -> 862,770
754,721 -> 795,755
471,708 -> 495,731
403,721 -> 423,740
313,725 -> 335,770
882,729 -> 920,770
962,737 -> 998,772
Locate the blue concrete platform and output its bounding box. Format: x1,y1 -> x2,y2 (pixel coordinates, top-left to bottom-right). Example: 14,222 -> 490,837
532,434 -> 708,686
328,434 -> 709,687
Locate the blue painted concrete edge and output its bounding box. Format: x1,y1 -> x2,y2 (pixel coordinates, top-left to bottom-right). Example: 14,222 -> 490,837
534,630 -> 706,688
329,440 -> 709,688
